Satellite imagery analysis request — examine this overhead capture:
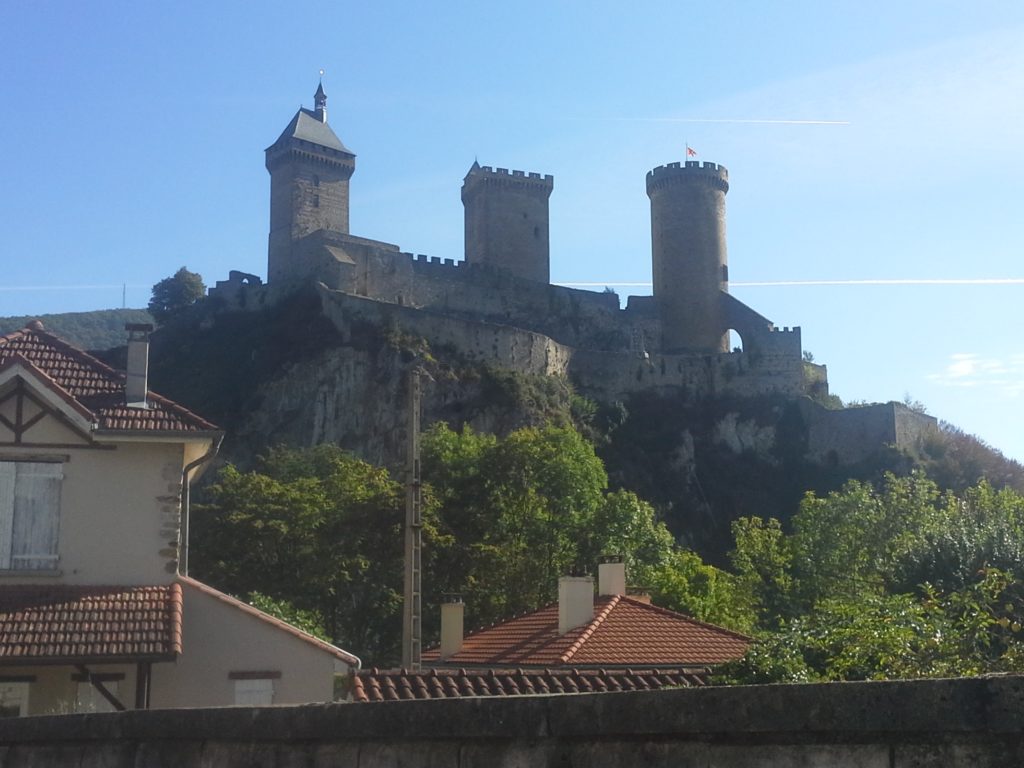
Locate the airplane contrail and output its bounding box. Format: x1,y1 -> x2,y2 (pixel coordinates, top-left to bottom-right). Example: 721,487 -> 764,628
600,118 -> 850,126
0,284 -> 148,292
556,278 -> 1024,288
735,278 -> 1024,286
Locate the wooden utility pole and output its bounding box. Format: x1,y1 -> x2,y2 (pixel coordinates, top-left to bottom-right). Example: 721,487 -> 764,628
402,369 -> 423,670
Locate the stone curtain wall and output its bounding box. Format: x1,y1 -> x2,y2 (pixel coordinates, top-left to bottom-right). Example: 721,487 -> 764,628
0,676 -> 1022,766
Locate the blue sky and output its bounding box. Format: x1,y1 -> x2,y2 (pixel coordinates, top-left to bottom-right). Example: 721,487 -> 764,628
2,1 -> 1023,462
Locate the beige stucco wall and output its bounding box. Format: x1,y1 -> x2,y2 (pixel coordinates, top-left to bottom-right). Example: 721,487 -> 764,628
0,437 -> 200,585
149,580 -> 348,708
0,663 -> 136,716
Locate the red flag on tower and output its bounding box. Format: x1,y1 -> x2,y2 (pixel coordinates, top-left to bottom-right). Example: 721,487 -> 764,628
686,146 -> 698,157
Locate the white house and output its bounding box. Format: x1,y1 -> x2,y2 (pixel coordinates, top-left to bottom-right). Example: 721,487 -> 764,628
0,321 -> 358,715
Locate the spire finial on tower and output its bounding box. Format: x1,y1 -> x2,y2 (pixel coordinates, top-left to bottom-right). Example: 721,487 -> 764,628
314,70 -> 327,123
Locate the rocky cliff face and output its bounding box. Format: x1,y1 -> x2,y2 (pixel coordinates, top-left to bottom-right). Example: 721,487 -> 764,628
142,290 -> 939,561
147,288 -> 575,472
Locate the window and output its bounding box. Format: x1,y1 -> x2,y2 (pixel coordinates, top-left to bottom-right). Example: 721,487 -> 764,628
0,462 -> 62,570
234,678 -> 274,705
76,680 -> 119,713
313,194 -> 320,208
0,682 -> 29,718
230,671 -> 280,706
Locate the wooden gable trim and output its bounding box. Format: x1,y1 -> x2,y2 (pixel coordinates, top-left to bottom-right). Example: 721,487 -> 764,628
228,670 -> 282,680
0,379 -> 94,447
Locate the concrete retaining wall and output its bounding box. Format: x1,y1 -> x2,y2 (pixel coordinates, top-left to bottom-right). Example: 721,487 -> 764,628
0,676 -> 1022,766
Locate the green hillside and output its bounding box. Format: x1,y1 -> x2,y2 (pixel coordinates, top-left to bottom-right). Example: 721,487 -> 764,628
0,308 -> 153,351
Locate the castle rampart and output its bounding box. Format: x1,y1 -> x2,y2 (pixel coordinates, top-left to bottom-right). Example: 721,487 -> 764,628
316,286 -> 574,378
803,401 -> 938,466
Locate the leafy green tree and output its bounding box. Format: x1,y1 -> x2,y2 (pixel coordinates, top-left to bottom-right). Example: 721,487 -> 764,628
648,548 -> 755,632
729,516 -> 794,628
422,423 -> 675,628
722,475 -> 1024,683
422,422 -> 753,633
148,266 -> 205,323
245,592 -> 329,641
192,444 -> 418,663
891,480 -> 1024,593
719,569 -> 1024,683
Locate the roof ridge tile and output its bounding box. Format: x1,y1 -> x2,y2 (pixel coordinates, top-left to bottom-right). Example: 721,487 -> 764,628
560,595 -> 619,663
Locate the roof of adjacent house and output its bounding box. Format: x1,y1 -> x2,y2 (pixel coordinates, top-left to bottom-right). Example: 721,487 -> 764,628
178,576 -> 360,666
422,595 -> 751,668
0,584 -> 183,665
0,324 -> 219,434
350,665 -> 711,703
269,108 -> 352,155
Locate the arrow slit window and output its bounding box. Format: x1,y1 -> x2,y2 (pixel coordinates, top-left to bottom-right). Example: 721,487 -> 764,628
0,462 -> 62,571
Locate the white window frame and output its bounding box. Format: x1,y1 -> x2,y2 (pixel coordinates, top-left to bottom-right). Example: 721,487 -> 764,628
0,461 -> 62,571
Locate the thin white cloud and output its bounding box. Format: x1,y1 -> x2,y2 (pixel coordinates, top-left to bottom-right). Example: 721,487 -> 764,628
928,353 -> 1024,397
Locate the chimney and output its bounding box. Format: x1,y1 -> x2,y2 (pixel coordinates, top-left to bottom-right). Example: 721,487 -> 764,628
598,554 -> 626,596
125,323 -> 153,408
439,594 -> 464,660
558,574 -> 594,634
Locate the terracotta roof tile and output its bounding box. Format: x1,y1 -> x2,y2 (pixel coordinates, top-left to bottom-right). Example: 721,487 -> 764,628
422,596 -> 751,667
350,666 -> 709,703
0,584 -> 182,664
0,326 -> 218,434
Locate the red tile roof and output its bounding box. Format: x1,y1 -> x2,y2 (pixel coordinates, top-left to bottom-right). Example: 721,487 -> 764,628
350,666 -> 710,702
178,576 -> 360,666
0,584 -> 182,664
0,325 -> 218,434
422,595 -> 751,667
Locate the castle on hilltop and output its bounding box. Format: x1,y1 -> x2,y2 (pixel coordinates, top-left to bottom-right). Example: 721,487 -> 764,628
212,82 -> 823,405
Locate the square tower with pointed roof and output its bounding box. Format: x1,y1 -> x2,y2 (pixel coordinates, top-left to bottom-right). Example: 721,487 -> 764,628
265,82 -> 355,284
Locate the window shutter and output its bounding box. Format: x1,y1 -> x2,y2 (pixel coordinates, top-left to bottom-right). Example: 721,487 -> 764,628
11,463 -> 62,570
0,465 -> 14,569
233,678 -> 274,706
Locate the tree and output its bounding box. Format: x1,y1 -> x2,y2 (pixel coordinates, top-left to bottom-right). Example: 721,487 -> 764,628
148,267 -> 205,323
721,475 -> 1024,683
420,422 -> 748,633
194,426 -> 755,665
192,444 -> 420,664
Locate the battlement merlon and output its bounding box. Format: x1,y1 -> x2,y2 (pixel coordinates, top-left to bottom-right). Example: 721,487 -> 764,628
461,164 -> 554,200
646,161 -> 729,195
265,139 -> 356,175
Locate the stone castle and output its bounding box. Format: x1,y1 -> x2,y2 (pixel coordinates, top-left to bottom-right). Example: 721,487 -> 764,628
210,84 -> 934,463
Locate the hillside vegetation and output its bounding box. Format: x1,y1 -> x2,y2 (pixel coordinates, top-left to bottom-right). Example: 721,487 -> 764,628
0,308 -> 153,351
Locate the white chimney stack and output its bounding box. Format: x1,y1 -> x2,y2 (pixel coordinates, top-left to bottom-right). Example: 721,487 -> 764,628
598,554 -> 626,596
125,323 -> 153,408
439,595 -> 464,660
558,574 -> 594,634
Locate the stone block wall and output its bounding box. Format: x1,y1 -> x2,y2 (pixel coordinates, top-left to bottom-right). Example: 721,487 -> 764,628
804,400 -> 939,465
317,287 -> 574,378
0,676 -> 1022,766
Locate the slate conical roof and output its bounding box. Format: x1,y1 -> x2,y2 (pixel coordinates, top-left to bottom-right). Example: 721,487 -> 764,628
268,108 -> 353,155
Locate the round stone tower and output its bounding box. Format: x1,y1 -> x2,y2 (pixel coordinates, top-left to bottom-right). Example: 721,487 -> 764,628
646,160 -> 730,353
